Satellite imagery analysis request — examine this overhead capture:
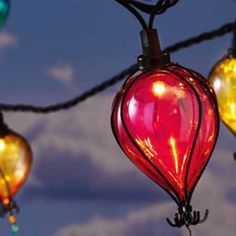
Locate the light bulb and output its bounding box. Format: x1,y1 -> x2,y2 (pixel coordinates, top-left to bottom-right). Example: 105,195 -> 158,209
111,26 -> 219,229
209,55 -> 236,136
0,0 -> 10,29
0,113 -> 32,210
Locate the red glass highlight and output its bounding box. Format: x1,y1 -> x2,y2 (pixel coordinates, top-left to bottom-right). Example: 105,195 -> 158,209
111,64 -> 219,202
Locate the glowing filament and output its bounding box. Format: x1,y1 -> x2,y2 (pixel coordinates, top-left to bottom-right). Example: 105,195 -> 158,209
0,139 -> 6,151
153,82 -> 166,96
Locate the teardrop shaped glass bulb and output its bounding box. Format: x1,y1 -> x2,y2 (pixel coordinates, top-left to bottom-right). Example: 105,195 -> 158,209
0,0 -> 10,30
0,130 -> 32,202
209,56 -> 236,136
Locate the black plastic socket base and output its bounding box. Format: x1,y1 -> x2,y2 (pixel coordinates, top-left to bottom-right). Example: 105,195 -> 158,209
138,28 -> 171,70
138,52 -> 171,70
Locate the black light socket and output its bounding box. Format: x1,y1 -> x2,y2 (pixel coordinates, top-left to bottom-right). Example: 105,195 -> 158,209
138,29 -> 170,70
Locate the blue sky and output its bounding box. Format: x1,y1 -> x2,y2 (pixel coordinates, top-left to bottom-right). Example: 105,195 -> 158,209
0,0 -> 235,236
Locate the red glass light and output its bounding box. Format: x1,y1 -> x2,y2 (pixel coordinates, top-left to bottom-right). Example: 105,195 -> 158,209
111,63 -> 219,204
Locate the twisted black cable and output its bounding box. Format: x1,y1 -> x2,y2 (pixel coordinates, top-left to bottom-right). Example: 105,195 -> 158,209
127,0 -> 179,14
149,0 -> 180,29
116,0 -> 180,29
165,21 -> 236,53
0,21 -> 235,113
149,0 -> 167,29
0,64 -> 138,113
115,0 -> 147,29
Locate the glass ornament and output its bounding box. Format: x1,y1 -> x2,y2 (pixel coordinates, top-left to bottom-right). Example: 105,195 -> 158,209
209,55 -> 236,136
111,63 -> 219,228
0,113 -> 31,236
0,130 -> 32,202
0,0 -> 10,29
0,113 -> 32,219
8,215 -> 16,224
113,0 -> 220,232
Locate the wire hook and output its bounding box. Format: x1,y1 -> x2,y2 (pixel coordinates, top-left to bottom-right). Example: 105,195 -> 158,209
166,204 -> 209,228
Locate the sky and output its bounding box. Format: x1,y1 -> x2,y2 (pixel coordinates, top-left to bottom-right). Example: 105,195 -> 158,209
0,0 -> 235,236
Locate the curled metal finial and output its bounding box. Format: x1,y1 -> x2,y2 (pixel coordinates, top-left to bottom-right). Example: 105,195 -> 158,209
166,204 -> 209,228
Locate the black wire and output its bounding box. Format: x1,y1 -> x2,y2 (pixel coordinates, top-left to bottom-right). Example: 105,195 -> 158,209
115,0 -> 147,29
232,20 -> 236,50
125,1 -> 159,14
0,64 -> 138,113
149,0 -> 180,29
0,21 -> 235,113
116,0 -> 180,29
187,226 -> 192,236
165,21 -> 236,53
149,0 -> 166,29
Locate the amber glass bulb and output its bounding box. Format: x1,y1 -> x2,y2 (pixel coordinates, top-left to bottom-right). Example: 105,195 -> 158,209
209,55 -> 236,136
0,130 -> 32,202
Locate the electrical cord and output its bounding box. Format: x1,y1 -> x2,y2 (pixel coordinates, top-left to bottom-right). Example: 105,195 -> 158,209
116,0 -> 148,29
0,20 -> 235,113
116,0 -> 180,29
165,21 -> 236,53
149,0 -> 180,29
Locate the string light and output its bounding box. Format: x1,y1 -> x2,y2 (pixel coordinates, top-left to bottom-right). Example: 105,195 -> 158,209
0,21 -> 234,114
209,27 -> 236,138
111,1 -> 219,234
0,113 -> 32,235
0,1 -> 234,235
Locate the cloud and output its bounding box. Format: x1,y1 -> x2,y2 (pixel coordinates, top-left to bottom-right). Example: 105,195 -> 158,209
5,95 -> 236,204
53,165 -> 236,236
0,31 -> 18,50
54,202 -> 181,236
47,64 -> 75,86
6,95 -> 166,202
53,149 -> 236,236
5,95 -> 236,236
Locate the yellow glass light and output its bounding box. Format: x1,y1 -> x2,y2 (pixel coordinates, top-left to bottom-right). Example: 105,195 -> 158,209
209,55 -> 236,136
0,130 -> 32,202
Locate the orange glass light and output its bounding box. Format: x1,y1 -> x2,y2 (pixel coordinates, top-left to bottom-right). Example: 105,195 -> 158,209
8,215 -> 16,224
0,130 -> 32,202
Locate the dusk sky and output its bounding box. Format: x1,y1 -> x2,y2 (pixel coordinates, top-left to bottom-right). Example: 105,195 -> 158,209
0,0 -> 235,236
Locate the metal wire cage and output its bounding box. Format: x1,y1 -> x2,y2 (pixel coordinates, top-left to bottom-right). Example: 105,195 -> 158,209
111,63 -> 219,229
